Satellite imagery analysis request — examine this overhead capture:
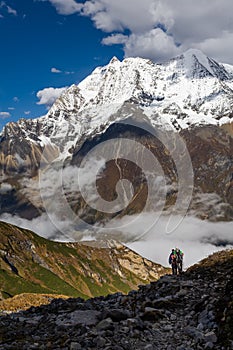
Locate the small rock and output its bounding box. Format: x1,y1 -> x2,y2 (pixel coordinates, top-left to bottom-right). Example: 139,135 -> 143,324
176,346 -> 187,350
204,342 -> 214,349
18,317 -> 26,322
96,318 -> 113,331
184,326 -> 204,341
163,324 -> 173,332
95,336 -> 106,347
120,326 -> 130,333
204,331 -> 217,343
152,297 -> 175,310
141,307 -> 163,322
180,280 -> 194,288
198,309 -> 209,325
176,289 -> 189,297
144,345 -> 154,350
70,342 -> 82,350
197,322 -> 204,331
104,308 -> 131,322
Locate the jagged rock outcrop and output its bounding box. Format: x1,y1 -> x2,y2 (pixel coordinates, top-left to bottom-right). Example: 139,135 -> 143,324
1,249 -> 232,349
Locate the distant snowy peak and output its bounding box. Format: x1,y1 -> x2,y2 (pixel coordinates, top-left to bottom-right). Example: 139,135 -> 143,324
57,49 -> 233,110
173,49 -> 231,80
1,49 -> 233,157
223,62 -> 233,77
48,49 -> 233,126
77,56 -> 156,107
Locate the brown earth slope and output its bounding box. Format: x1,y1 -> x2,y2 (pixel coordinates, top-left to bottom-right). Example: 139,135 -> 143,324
0,221 -> 169,306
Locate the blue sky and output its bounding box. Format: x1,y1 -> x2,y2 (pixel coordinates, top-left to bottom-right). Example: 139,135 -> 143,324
1,0 -> 233,130
0,0 -> 124,129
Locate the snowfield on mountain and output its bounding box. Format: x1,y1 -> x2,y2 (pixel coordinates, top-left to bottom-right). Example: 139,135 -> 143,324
1,49 -> 233,161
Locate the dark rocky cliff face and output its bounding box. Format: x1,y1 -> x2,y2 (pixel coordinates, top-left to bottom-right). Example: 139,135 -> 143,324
69,123 -> 233,222
0,122 -> 232,222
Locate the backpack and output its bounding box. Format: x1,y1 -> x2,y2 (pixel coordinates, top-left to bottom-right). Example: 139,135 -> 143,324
176,250 -> 183,263
176,251 -> 181,263
169,253 -> 177,265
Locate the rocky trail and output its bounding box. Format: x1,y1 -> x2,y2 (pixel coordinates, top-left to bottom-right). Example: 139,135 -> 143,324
1,249 -> 233,350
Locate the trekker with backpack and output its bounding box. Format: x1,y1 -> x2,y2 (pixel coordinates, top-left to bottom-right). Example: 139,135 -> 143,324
168,248 -> 184,275
169,249 -> 177,275
175,247 -> 184,274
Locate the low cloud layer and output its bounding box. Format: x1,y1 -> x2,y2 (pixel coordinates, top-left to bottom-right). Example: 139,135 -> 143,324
1,148 -> 232,269
105,213 -> 233,267
0,212 -> 75,242
1,209 -> 232,269
41,0 -> 233,64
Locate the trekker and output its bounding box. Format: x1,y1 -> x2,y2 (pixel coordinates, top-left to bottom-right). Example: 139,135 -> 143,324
175,247 -> 184,274
169,249 -> 177,275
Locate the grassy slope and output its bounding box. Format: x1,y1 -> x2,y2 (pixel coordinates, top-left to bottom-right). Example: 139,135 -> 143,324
0,221 -> 169,303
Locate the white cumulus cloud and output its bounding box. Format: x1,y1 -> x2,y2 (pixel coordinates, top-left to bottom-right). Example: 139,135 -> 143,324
6,4 -> 17,16
0,111 -> 11,119
0,1 -> 17,17
51,67 -> 62,73
38,0 -> 82,15
36,86 -> 67,108
79,0 -> 233,63
102,33 -> 128,46
124,28 -> 180,62
38,0 -> 233,64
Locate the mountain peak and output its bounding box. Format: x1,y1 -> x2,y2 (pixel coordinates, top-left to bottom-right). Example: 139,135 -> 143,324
181,48 -> 215,75
109,56 -> 120,64
183,48 -> 208,59
1,50 -> 233,165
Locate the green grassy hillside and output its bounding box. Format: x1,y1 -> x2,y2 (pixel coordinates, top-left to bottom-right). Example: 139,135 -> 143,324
0,221 -> 169,302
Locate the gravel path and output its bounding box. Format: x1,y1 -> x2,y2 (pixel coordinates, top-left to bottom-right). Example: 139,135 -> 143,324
1,254 -> 233,350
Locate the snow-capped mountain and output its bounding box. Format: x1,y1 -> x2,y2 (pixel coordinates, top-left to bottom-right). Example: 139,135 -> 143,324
1,49 -> 233,161
48,48 -> 233,133
0,49 -> 232,224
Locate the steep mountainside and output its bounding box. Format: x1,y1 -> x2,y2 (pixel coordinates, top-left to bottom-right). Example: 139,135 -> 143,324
69,122 -> 233,223
0,221 -> 169,301
1,249 -> 232,349
0,49 -> 233,173
0,121 -> 232,223
0,49 -> 232,224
